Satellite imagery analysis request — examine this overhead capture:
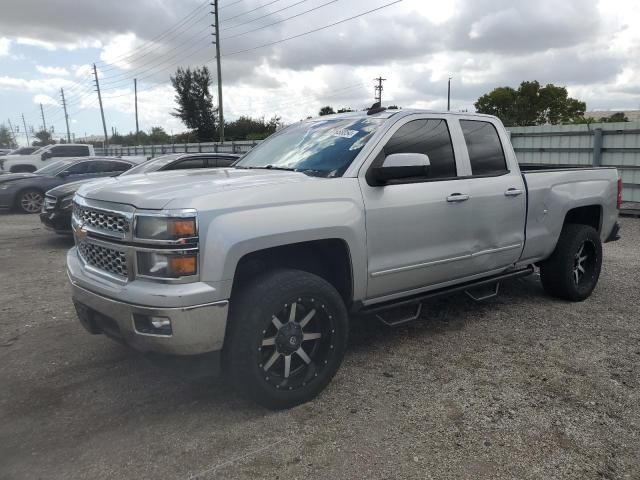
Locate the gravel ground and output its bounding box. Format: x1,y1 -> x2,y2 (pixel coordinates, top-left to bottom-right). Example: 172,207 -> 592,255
1,214 -> 639,480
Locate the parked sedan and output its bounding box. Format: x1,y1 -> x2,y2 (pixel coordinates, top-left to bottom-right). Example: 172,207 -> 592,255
40,152 -> 240,234
0,156 -> 144,214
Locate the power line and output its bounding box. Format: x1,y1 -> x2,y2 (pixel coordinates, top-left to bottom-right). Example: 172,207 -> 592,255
222,0 -> 338,40
219,0 -> 246,10
221,0 -> 403,57
220,0 -> 309,32
220,0 -> 282,23
98,24 -> 211,83
100,41 -> 212,91
96,0 -> 210,71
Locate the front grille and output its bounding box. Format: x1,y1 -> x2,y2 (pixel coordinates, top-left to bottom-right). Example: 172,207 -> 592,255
43,195 -> 56,211
77,239 -> 128,277
73,203 -> 129,236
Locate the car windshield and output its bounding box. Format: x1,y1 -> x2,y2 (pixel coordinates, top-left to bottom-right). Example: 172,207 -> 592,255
34,159 -> 76,175
121,154 -> 182,176
234,117 -> 384,177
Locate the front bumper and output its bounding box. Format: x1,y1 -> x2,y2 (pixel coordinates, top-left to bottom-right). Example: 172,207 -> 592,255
68,249 -> 229,356
40,210 -> 72,233
0,189 -> 15,209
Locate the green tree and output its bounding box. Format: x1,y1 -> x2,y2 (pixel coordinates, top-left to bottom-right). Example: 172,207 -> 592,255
32,129 -> 55,147
0,124 -> 16,148
475,81 -> 586,126
170,66 -> 217,141
319,106 -> 335,116
225,115 -> 283,141
599,112 -> 629,123
148,126 -> 171,144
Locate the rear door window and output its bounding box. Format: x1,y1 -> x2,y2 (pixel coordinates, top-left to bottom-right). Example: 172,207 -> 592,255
207,156 -> 237,168
165,157 -> 206,170
460,120 -> 508,176
87,161 -> 131,173
64,162 -> 90,175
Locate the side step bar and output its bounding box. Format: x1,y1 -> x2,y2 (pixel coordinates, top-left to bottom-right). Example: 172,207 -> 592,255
358,266 -> 535,318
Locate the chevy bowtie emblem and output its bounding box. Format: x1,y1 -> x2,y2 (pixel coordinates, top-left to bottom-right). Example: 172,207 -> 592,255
73,221 -> 88,240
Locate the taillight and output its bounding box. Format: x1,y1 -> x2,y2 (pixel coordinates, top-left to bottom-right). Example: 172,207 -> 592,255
617,178 -> 623,209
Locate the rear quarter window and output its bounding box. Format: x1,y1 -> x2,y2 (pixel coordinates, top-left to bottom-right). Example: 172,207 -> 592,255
460,120 -> 508,176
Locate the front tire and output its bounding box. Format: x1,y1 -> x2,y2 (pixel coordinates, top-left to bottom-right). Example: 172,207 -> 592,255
223,269 -> 348,409
540,224 -> 602,301
17,189 -> 44,214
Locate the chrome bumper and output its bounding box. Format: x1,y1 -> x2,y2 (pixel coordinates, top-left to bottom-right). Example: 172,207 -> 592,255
69,275 -> 229,356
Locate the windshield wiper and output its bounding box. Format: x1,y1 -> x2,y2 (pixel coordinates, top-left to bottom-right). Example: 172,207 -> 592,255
235,165 -> 296,171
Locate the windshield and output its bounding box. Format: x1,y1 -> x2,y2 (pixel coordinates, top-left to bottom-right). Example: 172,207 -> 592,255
234,117 -> 384,177
34,159 -> 76,175
121,154 -> 182,176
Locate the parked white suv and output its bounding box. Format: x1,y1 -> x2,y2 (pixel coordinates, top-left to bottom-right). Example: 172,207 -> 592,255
0,144 -> 95,173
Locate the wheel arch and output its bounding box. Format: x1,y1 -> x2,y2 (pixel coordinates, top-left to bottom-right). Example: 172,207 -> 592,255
230,239 -> 354,307
563,204 -> 603,233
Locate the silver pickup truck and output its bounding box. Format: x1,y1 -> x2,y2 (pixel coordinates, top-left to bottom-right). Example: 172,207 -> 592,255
67,109 -> 621,408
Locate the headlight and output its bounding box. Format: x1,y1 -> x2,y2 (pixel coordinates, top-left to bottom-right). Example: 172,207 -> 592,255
137,251 -> 198,278
60,194 -> 74,210
135,215 -> 197,242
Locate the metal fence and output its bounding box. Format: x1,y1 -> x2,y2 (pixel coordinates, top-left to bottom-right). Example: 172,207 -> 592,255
509,122 -> 640,202
96,122 -> 640,203
95,140 -> 261,158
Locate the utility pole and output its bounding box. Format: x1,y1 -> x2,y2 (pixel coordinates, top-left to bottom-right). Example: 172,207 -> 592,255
134,78 -> 140,145
60,88 -> 71,143
447,76 -> 452,111
7,119 -> 18,147
374,76 -> 386,104
21,114 -> 29,146
212,1 -> 225,142
92,63 -> 109,147
39,103 -> 47,132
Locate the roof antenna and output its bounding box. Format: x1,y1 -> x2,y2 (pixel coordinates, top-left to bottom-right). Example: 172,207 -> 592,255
367,102 -> 386,116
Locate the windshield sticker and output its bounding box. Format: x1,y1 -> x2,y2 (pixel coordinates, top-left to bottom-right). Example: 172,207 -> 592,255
330,128 -> 358,139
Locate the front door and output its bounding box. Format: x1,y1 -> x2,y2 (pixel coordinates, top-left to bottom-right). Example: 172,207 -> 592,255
359,116 -> 477,300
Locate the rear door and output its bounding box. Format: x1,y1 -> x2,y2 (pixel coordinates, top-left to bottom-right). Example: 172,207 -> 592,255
458,118 -> 526,273
358,115 -> 477,300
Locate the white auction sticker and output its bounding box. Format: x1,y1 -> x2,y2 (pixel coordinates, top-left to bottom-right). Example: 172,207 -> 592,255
330,128 -> 358,139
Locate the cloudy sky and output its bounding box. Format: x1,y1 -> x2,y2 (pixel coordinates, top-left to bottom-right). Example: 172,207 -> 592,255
1,0 -> 639,144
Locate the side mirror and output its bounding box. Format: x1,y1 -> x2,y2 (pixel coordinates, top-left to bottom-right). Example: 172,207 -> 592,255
372,153 -> 431,184
41,151 -> 52,160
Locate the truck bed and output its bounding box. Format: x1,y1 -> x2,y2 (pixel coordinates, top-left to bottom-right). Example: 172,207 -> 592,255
519,167 -> 619,264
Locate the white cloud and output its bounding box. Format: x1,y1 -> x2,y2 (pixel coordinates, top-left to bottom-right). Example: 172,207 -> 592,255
16,37 -> 57,51
0,76 -> 72,92
36,65 -> 70,76
0,37 -> 10,56
33,94 -> 59,106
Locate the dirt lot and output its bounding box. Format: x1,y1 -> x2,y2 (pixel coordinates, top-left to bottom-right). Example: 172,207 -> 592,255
1,214 -> 639,480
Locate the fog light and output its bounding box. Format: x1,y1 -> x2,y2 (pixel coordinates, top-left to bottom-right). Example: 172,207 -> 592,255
151,317 -> 171,329
134,314 -> 172,336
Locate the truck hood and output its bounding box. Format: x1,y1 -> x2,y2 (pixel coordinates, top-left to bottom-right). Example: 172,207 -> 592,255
76,168 -> 321,209
47,178 -> 108,198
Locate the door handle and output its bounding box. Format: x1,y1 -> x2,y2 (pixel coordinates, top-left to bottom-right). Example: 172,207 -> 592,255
504,188 -> 524,197
447,193 -> 470,203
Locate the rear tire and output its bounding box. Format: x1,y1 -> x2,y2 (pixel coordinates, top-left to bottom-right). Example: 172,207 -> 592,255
540,224 -> 602,301
16,189 -> 44,214
223,269 -> 348,409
